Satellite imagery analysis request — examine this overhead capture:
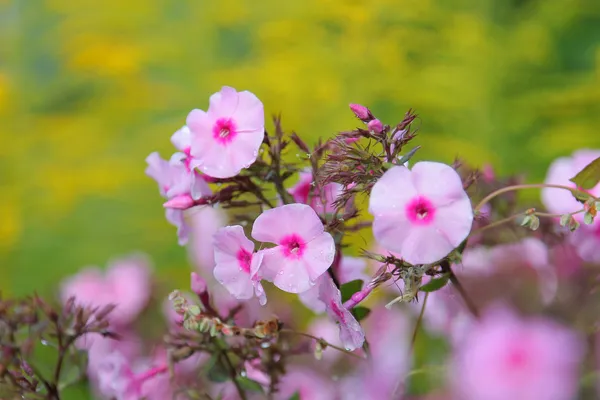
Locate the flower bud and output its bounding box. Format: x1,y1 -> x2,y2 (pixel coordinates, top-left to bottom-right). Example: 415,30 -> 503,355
163,194 -> 195,209
349,103 -> 373,121
367,119 -> 383,134
190,272 -> 207,296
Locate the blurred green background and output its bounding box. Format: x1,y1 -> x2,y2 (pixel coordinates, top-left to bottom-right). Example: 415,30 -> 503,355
1,0 -> 600,297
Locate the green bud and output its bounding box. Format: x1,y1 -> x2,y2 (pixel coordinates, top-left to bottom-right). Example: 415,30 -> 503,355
188,305 -> 201,316
584,212 -> 594,225
560,214 -> 571,227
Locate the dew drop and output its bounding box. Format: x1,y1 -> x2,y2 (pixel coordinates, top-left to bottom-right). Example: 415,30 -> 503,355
41,339 -> 49,346
278,270 -> 284,275
260,342 -> 271,349
240,371 -> 247,377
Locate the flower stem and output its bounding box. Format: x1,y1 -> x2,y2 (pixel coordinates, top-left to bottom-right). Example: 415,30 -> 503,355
410,292 -> 429,350
474,183 -> 596,212
279,329 -> 366,360
440,261 -> 479,318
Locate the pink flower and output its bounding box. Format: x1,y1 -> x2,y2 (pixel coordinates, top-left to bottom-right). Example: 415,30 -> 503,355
451,305 -> 584,400
213,225 -> 267,305
61,254 -> 152,327
307,318 -> 344,364
569,223 -> 600,263
275,367 -> 337,400
187,86 -> 265,178
369,162 -> 473,265
188,205 -> 228,273
318,275 -> 365,351
170,125 -> 213,200
289,168 -> 343,214
145,152 -> 211,245
541,149 -> 600,222
367,119 -> 383,133
349,103 -> 373,121
251,204 -> 335,293
299,256 -> 368,313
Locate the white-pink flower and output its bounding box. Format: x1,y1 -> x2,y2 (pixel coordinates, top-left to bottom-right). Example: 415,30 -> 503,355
251,203 -> 335,293
289,168 -> 343,214
318,275 -> 365,351
541,149 -> 600,222
451,305 -> 584,400
170,125 -> 214,200
187,86 -> 265,178
213,225 -> 267,305
60,254 -> 152,327
369,162 -> 473,265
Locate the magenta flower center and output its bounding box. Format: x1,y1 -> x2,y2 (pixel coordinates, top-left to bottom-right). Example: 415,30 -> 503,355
405,196 -> 436,225
505,344 -> 530,370
212,118 -> 238,145
330,301 -> 346,323
280,234 -> 306,259
236,248 -> 252,273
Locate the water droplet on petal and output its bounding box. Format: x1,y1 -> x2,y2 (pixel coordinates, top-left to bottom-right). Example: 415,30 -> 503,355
278,270 -> 284,275
261,342 -> 271,349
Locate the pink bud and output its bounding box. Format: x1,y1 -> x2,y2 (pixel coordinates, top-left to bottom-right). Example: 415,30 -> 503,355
190,272 -> 207,295
344,137 -> 360,144
367,119 -> 383,133
482,164 -> 495,183
349,103 -> 372,121
163,194 -> 195,209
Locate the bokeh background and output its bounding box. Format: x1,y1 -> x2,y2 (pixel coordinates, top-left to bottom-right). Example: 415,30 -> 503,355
2,0 -> 600,300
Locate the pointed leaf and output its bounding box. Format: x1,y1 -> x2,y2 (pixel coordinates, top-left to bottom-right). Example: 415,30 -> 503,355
340,279 -> 363,303
236,377 -> 264,393
288,393 -> 301,400
569,156 -> 600,190
419,274 -> 450,292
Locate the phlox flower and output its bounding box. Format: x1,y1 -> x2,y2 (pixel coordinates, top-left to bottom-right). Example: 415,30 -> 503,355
60,254 -> 151,327
145,152 -> 211,245
188,204 -> 228,272
299,255 -> 368,313
569,223 -> 600,263
541,149 -> 600,222
318,275 -> 365,351
369,162 -> 473,265
251,203 -> 335,293
289,168 -> 343,214
213,225 -> 267,305
187,86 -> 264,178
170,125 -> 214,200
275,367 -> 338,400
451,305 -> 584,400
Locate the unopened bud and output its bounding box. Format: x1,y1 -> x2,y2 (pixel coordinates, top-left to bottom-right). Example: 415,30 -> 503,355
367,119 -> 383,134
190,272 -> 207,296
163,194 -> 195,210
349,103 -> 373,122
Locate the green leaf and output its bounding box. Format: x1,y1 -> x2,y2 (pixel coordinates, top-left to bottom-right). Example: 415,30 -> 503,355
340,279 -> 363,303
236,376 -> 264,393
419,274 -> 450,292
569,156 -> 600,190
205,354 -> 229,383
351,306 -> 371,321
288,393 -> 301,400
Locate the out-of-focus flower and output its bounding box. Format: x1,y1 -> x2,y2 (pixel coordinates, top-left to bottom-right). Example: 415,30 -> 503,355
60,254 -> 151,327
275,367 -> 337,400
187,86 -> 265,178
299,255 -> 368,313
568,223 -> 600,264
541,149 -> 600,222
369,162 -> 473,265
307,317 -> 344,364
289,168 -> 343,214
188,205 -> 228,272
170,125 -> 214,200
451,305 -> 584,400
251,204 -> 335,293
146,152 -> 211,245
213,225 -> 267,305
318,275 -> 365,351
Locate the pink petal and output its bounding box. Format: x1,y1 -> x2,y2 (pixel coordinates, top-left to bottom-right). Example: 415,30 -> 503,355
186,109 -> 212,134
145,152 -> 170,197
191,173 -> 212,200
165,208 -> 189,245
299,281 -> 326,313
208,86 -> 239,118
213,259 -> 254,299
411,162 -> 467,207
213,225 -> 254,258
302,231 -> 336,280
170,126 -> 192,151
268,254 -> 312,293
107,255 -> 152,326
541,157 -> 583,217
252,203 -> 324,244
231,90 -> 264,132
188,206 -> 227,272
431,196 -> 474,248
372,214 -> 413,255
369,166 -> 417,216
400,226 -> 454,265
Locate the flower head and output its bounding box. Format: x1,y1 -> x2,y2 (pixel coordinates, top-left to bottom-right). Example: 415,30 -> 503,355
61,254 -> 152,327
451,305 -> 584,400
251,204 -> 335,293
541,149 -> 600,222
187,86 -> 264,178
213,225 -> 266,305
369,162 -> 473,265
318,275 -> 365,351
289,168 -> 343,214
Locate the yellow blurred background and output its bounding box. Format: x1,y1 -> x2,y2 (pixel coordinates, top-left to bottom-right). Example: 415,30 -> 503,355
1,0 -> 600,297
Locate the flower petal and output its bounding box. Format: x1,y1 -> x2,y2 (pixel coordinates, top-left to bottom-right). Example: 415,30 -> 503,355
231,90 -> 264,132
252,204 -> 324,244
213,260 -> 254,299
213,225 -> 254,260
171,126 -> 192,151
208,86 -> 239,118
400,226 -> 454,265
410,162 -> 467,207
368,166 -> 417,216
186,109 -> 212,134
432,196 -> 473,248
302,232 -> 336,281
372,213 -> 413,255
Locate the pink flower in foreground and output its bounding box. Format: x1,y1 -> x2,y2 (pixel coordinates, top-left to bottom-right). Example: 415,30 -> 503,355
318,275 -> 365,351
451,305 -> 584,400
171,125 -> 214,200
369,162 -> 473,265
60,254 -> 151,327
541,149 -> 600,223
251,204 -> 335,293
299,256 -> 368,313
187,86 -> 265,178
145,152 -> 211,245
213,225 -> 267,305
289,168 -> 343,214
